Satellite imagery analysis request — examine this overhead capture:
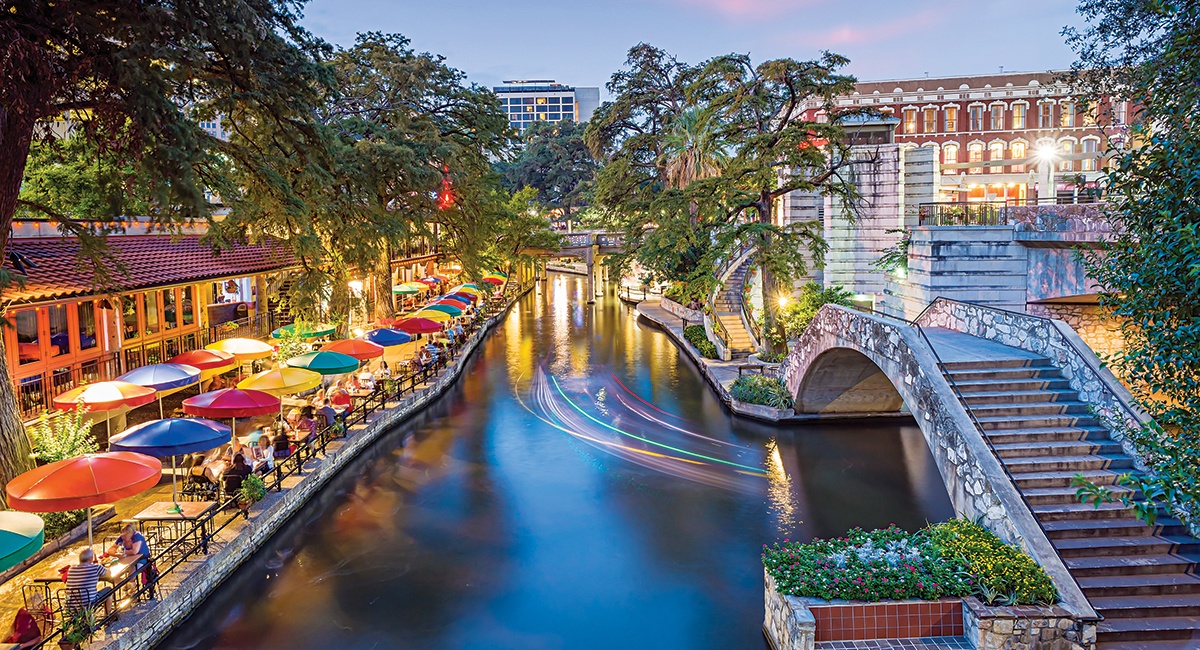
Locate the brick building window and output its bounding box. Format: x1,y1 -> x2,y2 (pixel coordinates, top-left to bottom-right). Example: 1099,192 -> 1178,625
1060,101 -> 1075,127
1012,103 -> 1026,129
1011,141 -> 1027,173
989,142 -> 1006,173
968,143 -> 984,173
944,106 -> 958,132
1059,140 -> 1075,171
1039,102 -> 1055,129
990,105 -> 1004,130
943,143 -> 959,167
924,108 -> 937,133
903,108 -> 917,134
1081,139 -> 1098,171
969,106 -> 984,131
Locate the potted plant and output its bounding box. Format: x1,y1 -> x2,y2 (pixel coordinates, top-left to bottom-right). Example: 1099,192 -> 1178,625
236,474 -> 267,513
58,606 -> 96,649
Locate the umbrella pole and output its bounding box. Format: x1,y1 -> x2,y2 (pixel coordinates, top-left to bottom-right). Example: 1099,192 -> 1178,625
158,396 -> 164,420
87,508 -> 93,549
169,456 -> 181,514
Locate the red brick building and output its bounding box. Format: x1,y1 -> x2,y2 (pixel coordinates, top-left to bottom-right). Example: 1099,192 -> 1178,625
824,71 -> 1130,202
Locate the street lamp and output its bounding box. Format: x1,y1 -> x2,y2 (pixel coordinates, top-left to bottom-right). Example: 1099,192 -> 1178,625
1033,143 -> 1059,203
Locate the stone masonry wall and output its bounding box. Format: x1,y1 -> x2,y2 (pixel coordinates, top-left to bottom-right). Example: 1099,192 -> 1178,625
1026,303 -> 1123,358
779,305 -> 1095,623
98,291 -> 527,650
964,598 -> 1095,650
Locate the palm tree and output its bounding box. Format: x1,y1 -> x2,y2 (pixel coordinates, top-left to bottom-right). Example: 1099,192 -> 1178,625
661,108 -> 728,190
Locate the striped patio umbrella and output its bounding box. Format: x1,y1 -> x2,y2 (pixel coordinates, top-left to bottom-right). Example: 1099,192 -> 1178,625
392,282 -> 429,295
412,309 -> 452,323
423,303 -> 463,317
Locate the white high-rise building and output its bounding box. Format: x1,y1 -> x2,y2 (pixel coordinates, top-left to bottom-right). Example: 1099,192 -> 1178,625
494,80 -> 600,134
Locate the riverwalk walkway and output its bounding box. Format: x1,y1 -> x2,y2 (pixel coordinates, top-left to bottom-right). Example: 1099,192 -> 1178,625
0,281 -> 532,650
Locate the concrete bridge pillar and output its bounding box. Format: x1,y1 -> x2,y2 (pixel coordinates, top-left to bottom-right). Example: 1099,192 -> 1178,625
585,247 -> 596,304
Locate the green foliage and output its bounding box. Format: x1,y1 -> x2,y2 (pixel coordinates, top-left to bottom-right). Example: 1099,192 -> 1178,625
238,474 -> 268,505
729,374 -> 793,409
872,228 -> 911,276
928,519 -> 1059,606
756,350 -> 787,364
273,323 -> 312,365
1065,0 -> 1200,528
27,408 -> 98,463
60,605 -> 97,645
763,520 -> 1058,606
683,324 -> 719,359
498,120 -> 597,216
764,282 -> 853,344
663,282 -> 708,307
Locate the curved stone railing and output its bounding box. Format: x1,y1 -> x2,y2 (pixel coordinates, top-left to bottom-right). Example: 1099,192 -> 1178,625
780,305 -> 1097,623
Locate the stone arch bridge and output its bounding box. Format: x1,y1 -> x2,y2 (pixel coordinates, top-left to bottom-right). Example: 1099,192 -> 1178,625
531,231 -> 625,302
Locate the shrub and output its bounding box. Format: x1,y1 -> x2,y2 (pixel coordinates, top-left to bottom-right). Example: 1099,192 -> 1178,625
763,520 -> 1059,607
730,374 -> 794,409
683,324 -> 719,359
756,350 -> 787,364
664,282 -> 709,307
770,282 -> 853,342
928,519 -> 1059,606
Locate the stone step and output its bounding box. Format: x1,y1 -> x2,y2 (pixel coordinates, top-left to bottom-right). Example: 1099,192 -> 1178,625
960,389 -> 1081,405
1064,552 -> 1200,578
1078,572 -> 1200,597
1054,535 -> 1200,559
947,368 -> 1064,382
993,439 -> 1126,459
1097,615 -> 1200,642
1031,499 -> 1140,521
1098,641 -> 1200,650
1005,454 -> 1134,474
976,414 -> 1100,430
1014,468 -> 1130,489
987,426 -> 1113,444
942,358 -> 1054,371
952,378 -> 1074,393
1021,484 -> 1138,507
1043,517 -> 1189,540
967,401 -> 1093,417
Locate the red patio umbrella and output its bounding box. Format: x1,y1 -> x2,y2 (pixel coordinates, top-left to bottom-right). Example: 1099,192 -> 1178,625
320,339 -> 385,362
393,317 -> 445,334
447,292 -> 478,303
183,388 -> 281,440
7,452 -> 162,547
169,349 -> 237,371
480,277 -> 504,285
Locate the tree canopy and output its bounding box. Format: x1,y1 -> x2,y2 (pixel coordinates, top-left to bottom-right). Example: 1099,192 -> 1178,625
498,120 -> 597,218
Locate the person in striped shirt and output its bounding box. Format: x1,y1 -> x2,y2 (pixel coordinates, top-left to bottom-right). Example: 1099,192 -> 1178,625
64,548 -> 113,613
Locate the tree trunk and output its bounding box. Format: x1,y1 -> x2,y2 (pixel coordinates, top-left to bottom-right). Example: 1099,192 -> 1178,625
373,248 -> 395,321
0,337 -> 36,509
758,193 -> 786,355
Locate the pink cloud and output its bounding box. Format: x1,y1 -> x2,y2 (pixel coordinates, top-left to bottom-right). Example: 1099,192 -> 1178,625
778,8 -> 943,48
668,0 -> 817,18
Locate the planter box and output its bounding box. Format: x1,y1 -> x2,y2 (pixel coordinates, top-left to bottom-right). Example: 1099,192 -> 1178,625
810,599 -> 963,642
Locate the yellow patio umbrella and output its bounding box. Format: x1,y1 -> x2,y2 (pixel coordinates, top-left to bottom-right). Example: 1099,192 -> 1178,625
237,367 -> 323,397
206,337 -> 275,362
450,285 -> 483,297
412,309 -> 452,322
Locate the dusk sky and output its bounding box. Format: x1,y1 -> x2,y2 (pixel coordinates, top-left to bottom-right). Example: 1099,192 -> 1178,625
302,0 -> 1084,96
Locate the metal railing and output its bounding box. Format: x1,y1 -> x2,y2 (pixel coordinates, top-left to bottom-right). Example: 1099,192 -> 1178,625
26,288 -> 522,650
917,201 -> 1005,226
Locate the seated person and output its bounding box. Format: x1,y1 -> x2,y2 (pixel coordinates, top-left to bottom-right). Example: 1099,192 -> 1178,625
65,548 -> 114,613
416,347 -> 433,369
376,361 -> 391,380
348,375 -> 362,392
221,453 -> 251,498
106,523 -> 149,569
250,435 -> 274,473
271,429 -> 293,459
357,370 -> 375,391
294,407 -> 318,444
3,603 -> 42,649
329,382 -> 353,411
309,388 -> 326,410
319,399 -> 340,430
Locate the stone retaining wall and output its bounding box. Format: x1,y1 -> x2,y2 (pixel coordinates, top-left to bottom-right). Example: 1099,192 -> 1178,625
660,297 -> 703,323
1025,303 -> 1123,358
99,288 -> 530,650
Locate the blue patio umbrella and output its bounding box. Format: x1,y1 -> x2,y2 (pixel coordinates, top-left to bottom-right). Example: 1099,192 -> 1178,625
361,328 -> 412,347
118,363 -> 202,418
109,417 -> 231,510
0,511 -> 44,572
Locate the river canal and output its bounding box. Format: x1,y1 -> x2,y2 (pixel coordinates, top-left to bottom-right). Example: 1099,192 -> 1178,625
159,273 -> 953,650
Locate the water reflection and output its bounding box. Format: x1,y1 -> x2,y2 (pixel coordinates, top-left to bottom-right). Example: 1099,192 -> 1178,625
159,274 -> 953,650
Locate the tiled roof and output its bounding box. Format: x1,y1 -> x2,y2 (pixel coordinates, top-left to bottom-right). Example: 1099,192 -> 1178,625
2,234 -> 297,304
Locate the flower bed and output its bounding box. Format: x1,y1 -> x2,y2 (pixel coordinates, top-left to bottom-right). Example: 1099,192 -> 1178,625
763,520 -> 1058,607
729,374 -> 793,409
683,324 -> 719,359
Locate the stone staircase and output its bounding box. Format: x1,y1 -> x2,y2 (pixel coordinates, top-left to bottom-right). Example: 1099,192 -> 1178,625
937,348 -> 1200,650
712,257 -> 756,359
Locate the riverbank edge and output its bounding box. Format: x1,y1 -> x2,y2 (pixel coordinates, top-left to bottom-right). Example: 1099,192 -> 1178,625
101,283 -> 534,650
634,299 -> 797,423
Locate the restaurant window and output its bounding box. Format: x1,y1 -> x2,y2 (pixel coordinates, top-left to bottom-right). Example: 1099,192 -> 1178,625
1114,101 -> 1128,125
77,302 -> 98,351
990,105 -> 1004,130
48,304 -> 69,357
1059,140 -> 1075,171
942,143 -> 959,167
923,108 -> 937,133
1039,102 -> 1054,129
989,142 -> 1006,173
903,108 -> 917,134
969,106 -> 983,131
15,310 -> 39,366
144,292 -> 159,336
1081,139 -> 1098,171
1083,104 -> 1098,126
1011,141 -> 1027,173
968,143 -> 984,173
162,288 -> 178,330
1012,103 -> 1026,129
944,106 -> 958,132
181,287 -> 195,326
122,298 -> 139,341
1060,101 -> 1075,127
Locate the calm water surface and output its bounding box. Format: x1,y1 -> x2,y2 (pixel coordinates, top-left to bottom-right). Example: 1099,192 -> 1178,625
159,274 -> 953,650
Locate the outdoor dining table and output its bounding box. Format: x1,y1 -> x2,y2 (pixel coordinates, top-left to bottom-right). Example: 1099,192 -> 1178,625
132,501 -> 218,555
31,553 -> 142,605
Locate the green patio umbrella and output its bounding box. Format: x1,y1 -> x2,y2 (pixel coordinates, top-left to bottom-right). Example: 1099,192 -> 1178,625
392,282 -> 428,295
271,322 -> 337,339
423,303 -> 464,316
0,511 -> 44,572
286,350 -> 360,375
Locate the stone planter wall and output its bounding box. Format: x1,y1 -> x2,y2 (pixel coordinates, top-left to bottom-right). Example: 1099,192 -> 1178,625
660,297 -> 704,323
765,572 -> 1095,650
